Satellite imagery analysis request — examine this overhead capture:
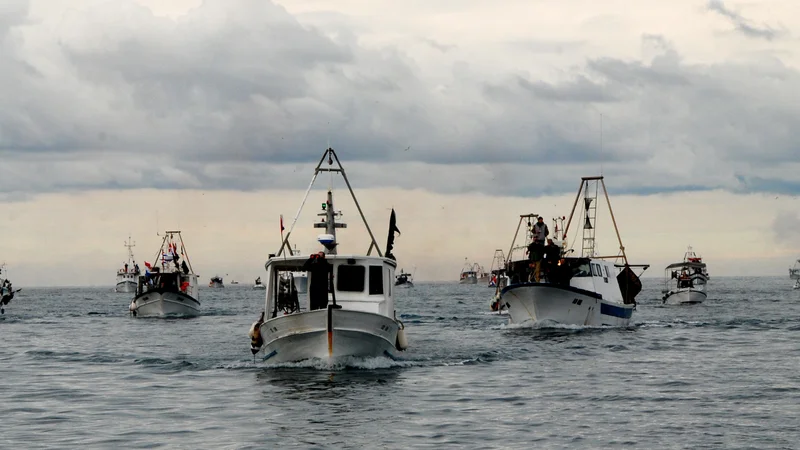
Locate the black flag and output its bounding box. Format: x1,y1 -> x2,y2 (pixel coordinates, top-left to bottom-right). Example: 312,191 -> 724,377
385,209 -> 401,260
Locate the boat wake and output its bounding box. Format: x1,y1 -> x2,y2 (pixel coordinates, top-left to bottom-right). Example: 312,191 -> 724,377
258,355 -> 416,371
496,320 -> 625,331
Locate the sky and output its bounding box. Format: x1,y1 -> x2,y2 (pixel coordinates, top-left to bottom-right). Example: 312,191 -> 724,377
1,0 -> 800,286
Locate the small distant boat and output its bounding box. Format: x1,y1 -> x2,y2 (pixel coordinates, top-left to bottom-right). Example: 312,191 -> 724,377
662,247 -> 709,305
115,235 -> 140,293
253,276 -> 266,290
0,264 -> 20,315
209,276 -> 224,288
130,231 -> 199,317
395,268 -> 414,287
497,176 -> 648,327
790,259 -> 800,289
459,259 -> 485,285
248,147 -> 408,364
230,279 -> 239,285
487,249 -> 509,289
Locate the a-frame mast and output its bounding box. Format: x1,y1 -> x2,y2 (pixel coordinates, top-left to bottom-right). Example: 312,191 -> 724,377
276,147 -> 383,257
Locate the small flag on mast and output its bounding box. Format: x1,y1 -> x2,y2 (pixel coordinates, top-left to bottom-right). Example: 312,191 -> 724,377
280,215 -> 285,232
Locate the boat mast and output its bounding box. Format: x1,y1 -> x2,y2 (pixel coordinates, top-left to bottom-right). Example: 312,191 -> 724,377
314,189 -> 346,255
124,234 -> 136,265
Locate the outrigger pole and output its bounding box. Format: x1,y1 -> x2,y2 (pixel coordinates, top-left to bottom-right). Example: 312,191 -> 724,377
275,147 -> 383,257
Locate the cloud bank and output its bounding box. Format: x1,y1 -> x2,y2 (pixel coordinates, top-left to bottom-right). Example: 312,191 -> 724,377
0,0 -> 799,198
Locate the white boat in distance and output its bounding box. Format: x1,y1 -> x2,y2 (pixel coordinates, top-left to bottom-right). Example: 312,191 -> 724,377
253,276 -> 266,290
209,276 -> 224,288
790,259 -> 800,289
395,268 -> 414,287
488,249 -> 509,289
130,231 -> 200,317
497,176 -> 648,327
662,247 -> 709,305
459,259 -> 485,285
115,235 -> 140,293
248,147 -> 408,364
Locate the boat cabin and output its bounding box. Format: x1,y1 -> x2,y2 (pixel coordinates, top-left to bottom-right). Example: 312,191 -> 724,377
664,261 -> 708,290
505,255 -> 636,304
136,267 -> 198,297
264,253 -> 397,319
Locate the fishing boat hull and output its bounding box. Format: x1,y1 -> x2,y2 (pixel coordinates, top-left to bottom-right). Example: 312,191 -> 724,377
662,289 -> 706,305
500,283 -> 634,327
115,280 -> 137,293
459,276 -> 477,285
253,284 -> 266,290
129,291 -> 200,317
258,307 -> 400,364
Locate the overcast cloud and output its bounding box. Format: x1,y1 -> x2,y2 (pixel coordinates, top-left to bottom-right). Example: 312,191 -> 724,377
1,0 -> 799,197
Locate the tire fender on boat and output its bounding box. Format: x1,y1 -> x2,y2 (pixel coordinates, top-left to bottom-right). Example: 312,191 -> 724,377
395,314 -> 408,351
248,311 -> 265,355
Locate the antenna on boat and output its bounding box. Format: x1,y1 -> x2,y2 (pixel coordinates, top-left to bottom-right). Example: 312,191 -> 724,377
125,233 -> 136,264
599,112 -> 604,176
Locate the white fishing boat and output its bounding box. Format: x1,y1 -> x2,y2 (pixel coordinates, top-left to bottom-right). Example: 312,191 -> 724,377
489,216 -> 564,313
253,276 -> 266,290
662,247 -> 709,305
0,264 -> 20,315
248,147 -> 408,364
790,259 -> 800,289
208,276 -> 224,288
459,259 -> 481,284
115,235 -> 140,293
487,249 -> 509,289
395,268 -> 414,287
497,176 -> 648,327
129,231 -> 200,317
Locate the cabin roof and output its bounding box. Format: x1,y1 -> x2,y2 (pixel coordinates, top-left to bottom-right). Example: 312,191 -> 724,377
266,254 -> 397,268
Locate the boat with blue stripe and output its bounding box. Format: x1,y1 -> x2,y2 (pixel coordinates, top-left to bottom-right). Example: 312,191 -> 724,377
495,176 -> 648,327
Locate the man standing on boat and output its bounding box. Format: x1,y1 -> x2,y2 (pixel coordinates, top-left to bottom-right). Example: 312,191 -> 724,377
526,217 -> 549,282
533,216 -> 549,244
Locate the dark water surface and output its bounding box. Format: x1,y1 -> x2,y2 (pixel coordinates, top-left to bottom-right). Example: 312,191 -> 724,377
1,277 -> 799,449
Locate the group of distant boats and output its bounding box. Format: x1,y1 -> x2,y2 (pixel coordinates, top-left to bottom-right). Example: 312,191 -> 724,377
2,147 -> 798,372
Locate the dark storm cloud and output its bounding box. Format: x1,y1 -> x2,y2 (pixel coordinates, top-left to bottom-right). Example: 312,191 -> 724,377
0,1 -> 798,197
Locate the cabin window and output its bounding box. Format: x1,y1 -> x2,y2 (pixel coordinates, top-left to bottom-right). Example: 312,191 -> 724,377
337,265 -> 365,292
603,266 -> 610,278
574,262 -> 591,277
591,264 -> 599,277
369,266 -> 384,295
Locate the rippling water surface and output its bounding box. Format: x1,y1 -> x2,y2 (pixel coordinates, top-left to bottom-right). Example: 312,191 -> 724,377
1,277 -> 799,449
